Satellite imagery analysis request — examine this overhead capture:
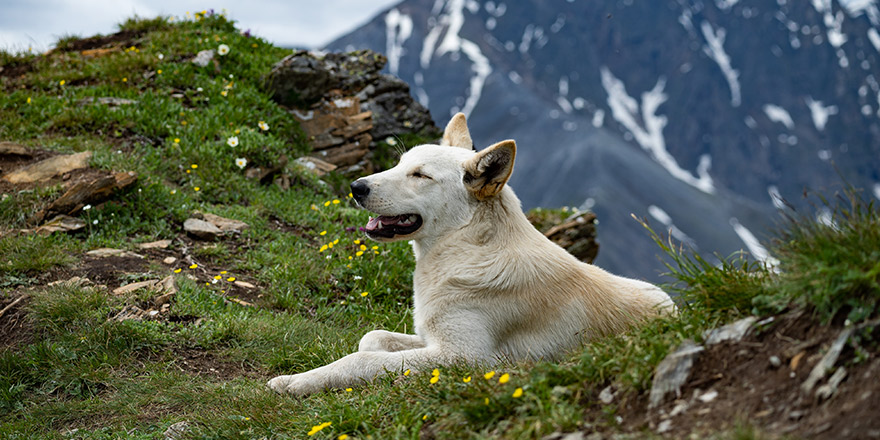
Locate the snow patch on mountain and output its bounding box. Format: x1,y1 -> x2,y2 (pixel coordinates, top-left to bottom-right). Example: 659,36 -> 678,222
418,0 -> 492,116
839,0 -> 880,25
868,28 -> 880,52
715,0 -> 740,10
805,97 -> 839,130
601,66 -> 715,194
648,205 -> 697,247
700,21 -> 742,107
730,217 -> 779,268
592,109 -> 605,128
763,104 -> 795,129
385,9 -> 413,76
873,182 -> 880,200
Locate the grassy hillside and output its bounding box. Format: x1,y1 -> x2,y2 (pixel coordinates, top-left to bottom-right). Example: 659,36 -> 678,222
1,12 -> 878,439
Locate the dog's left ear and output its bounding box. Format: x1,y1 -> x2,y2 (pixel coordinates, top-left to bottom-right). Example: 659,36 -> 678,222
440,113 -> 474,150
463,140 -> 516,200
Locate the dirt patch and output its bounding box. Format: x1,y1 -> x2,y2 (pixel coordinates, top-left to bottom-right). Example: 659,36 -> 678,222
600,310 -> 880,438
54,29 -> 145,53
0,293 -> 36,350
157,347 -> 264,379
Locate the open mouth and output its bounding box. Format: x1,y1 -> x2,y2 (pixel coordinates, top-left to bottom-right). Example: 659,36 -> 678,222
364,214 -> 423,239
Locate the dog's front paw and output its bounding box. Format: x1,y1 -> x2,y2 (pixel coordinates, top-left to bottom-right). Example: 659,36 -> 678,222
267,373 -> 324,396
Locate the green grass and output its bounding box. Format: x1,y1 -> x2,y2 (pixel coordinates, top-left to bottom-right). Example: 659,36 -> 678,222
1,11 -> 878,440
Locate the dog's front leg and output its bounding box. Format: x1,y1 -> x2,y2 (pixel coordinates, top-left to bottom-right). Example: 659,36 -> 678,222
267,346 -> 448,396
358,330 -> 425,352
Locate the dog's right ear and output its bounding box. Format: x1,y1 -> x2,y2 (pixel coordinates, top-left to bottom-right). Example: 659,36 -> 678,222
440,113 -> 474,150
463,140 -> 516,200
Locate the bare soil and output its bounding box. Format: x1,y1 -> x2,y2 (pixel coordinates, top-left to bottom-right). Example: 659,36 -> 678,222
590,309 -> 880,439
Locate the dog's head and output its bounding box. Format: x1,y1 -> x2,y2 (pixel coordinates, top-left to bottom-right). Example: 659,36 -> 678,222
351,113 -> 516,243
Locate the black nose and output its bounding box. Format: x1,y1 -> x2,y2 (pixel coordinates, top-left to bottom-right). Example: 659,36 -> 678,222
350,179 -> 370,202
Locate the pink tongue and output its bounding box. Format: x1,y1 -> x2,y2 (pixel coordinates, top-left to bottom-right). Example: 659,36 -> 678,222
365,215 -> 403,231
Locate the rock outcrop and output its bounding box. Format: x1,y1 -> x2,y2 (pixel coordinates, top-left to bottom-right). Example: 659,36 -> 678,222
265,49 -> 440,172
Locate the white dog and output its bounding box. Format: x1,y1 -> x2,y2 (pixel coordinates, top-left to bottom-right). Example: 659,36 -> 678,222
268,113 -> 674,396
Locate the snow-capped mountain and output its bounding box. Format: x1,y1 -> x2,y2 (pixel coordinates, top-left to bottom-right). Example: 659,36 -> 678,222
326,0 -> 880,281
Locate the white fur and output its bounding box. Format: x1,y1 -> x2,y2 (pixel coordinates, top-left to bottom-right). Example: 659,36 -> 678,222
268,113 -> 674,396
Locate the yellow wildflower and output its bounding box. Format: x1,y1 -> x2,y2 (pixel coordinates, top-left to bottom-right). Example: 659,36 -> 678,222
332,199 -> 340,204
430,376 -> 439,384
227,277 -> 236,282
345,388 -> 352,392
173,268 -> 182,273
174,138 -> 180,143
356,251 -> 364,257
484,371 -> 496,380
360,245 -> 367,251
463,376 -> 472,383
360,291 -> 369,297
498,373 -> 510,384
189,263 -> 198,269
404,369 -> 411,376
26,97 -> 31,104
324,201 -> 331,207
338,435 -> 349,440
59,79 -> 65,86
319,245 -> 329,252
319,230 -> 327,236
512,387 -> 523,398
191,164 -> 198,169
354,239 -> 361,245
431,369 -> 440,376
307,421 -> 331,436
194,186 -> 200,191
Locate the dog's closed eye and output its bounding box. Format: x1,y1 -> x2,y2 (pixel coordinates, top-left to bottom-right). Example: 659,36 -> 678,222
409,169 -> 432,180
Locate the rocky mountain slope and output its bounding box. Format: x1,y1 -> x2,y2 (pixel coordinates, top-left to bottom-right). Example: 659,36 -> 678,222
326,0 -> 880,281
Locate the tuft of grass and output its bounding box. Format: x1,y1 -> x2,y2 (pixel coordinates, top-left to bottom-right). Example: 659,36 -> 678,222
761,188 -> 880,324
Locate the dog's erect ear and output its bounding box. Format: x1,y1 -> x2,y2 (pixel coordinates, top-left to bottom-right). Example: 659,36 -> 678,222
463,140 -> 516,200
440,113 -> 473,150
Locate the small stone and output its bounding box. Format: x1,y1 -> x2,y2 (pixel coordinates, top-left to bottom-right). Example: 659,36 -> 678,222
769,355 -> 782,368
196,212 -> 249,233
163,257 -> 177,265
697,389 -> 718,403
191,49 -> 214,67
669,400 -> 689,416
233,280 -> 256,289
184,218 -> 222,240
598,385 -> 615,404
138,239 -> 172,249
649,340 -> 704,408
86,248 -> 144,259
703,316 -> 757,345
657,420 -> 672,434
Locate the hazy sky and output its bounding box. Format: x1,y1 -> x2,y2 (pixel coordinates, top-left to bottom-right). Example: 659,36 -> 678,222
0,0 -> 400,52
